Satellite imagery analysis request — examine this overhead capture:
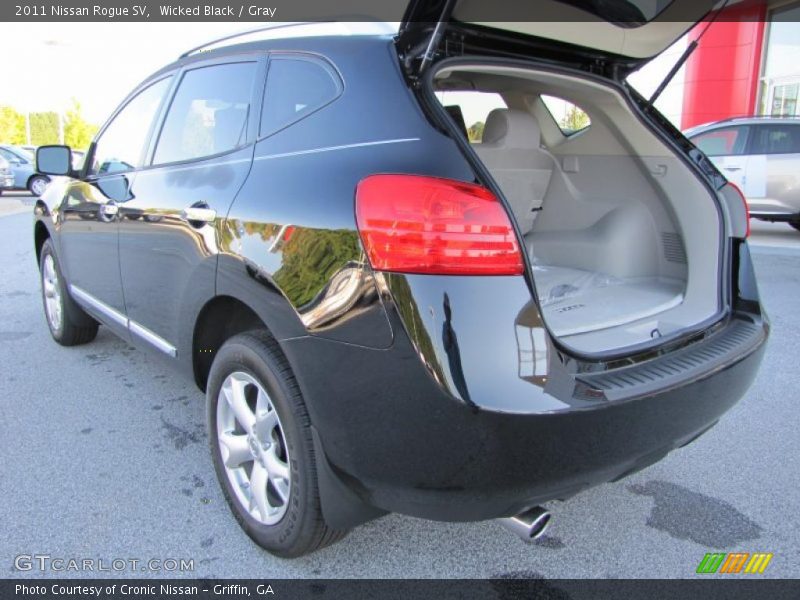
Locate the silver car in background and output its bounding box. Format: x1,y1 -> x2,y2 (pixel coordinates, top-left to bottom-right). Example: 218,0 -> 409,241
0,155 -> 14,192
0,145 -> 50,196
686,117 -> 800,232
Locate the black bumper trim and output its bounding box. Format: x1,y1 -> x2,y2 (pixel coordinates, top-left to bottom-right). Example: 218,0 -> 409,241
576,317 -> 765,401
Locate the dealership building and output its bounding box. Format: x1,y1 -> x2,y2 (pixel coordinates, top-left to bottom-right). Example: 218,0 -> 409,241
676,0 -> 800,129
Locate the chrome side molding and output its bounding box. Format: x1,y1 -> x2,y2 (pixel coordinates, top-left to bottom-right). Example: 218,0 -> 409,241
69,285 -> 177,357
69,285 -> 128,328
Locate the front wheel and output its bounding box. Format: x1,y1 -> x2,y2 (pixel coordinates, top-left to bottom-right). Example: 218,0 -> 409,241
39,238 -> 98,345
29,175 -> 49,197
791,222 -> 800,233
207,330 -> 348,557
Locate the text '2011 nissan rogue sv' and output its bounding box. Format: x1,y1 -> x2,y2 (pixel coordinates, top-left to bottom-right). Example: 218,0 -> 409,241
33,2 -> 768,557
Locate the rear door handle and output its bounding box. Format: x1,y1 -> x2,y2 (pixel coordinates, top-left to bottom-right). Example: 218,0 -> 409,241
181,205 -> 216,225
723,166 -> 743,171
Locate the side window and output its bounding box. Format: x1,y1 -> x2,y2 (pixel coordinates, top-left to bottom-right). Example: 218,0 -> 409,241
260,56 -> 341,137
0,148 -> 16,162
750,124 -> 800,155
690,126 -> 749,157
89,77 -> 171,176
541,95 -> 591,136
434,91 -> 507,142
153,62 -> 257,165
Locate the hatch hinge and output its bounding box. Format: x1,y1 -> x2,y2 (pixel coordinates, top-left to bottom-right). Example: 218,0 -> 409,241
444,33 -> 465,58
400,0 -> 458,80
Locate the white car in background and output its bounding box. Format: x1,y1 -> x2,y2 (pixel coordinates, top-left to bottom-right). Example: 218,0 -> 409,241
686,117 -> 800,232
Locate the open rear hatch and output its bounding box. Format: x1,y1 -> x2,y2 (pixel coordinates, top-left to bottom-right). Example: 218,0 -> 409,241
398,0 -> 723,78
399,0 -> 733,356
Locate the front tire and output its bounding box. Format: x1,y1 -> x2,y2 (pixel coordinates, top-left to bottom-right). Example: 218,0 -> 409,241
791,222 -> 800,232
39,238 -> 98,346
207,330 -> 348,557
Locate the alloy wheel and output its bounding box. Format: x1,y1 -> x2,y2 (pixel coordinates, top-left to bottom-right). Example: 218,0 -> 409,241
216,371 -> 291,525
31,177 -> 48,197
42,253 -> 63,333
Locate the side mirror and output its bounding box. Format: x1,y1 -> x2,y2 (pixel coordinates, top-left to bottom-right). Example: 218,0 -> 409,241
37,145 -> 73,176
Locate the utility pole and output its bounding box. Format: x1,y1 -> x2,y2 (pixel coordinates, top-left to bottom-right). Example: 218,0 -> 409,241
25,112 -> 31,145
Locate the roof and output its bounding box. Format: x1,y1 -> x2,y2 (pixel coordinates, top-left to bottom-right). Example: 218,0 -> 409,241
686,116 -> 800,134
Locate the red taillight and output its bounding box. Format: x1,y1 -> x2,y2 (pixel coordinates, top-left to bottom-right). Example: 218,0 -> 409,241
727,182 -> 750,238
355,175 -> 524,276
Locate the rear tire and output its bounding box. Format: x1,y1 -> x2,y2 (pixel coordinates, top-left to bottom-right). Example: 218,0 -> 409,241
39,238 -> 98,346
207,330 -> 348,557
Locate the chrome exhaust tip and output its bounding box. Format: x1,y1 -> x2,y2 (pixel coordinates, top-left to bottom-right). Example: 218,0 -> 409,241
498,506 -> 551,542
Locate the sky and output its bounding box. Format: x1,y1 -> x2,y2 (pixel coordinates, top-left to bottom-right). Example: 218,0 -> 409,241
0,22 -> 393,125
0,22 -> 679,128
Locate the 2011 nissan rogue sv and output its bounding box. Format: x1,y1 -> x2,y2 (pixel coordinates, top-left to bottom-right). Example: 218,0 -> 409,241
33,2 -> 768,557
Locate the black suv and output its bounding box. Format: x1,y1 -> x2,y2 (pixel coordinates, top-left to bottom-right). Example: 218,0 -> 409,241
34,4 -> 767,557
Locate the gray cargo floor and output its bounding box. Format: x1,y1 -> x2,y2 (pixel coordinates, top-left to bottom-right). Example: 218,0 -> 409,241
532,265 -> 684,337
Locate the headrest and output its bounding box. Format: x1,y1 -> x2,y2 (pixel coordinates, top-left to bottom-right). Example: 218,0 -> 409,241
482,108 -> 541,148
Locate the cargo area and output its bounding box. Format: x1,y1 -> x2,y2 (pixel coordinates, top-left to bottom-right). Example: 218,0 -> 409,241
433,63 -> 724,353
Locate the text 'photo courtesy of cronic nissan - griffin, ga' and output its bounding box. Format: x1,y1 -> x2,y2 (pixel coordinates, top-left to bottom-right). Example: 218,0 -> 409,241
32,0 -> 767,558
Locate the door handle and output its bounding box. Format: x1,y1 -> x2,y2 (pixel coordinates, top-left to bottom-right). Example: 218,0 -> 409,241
723,166 -> 743,171
181,205 -> 216,225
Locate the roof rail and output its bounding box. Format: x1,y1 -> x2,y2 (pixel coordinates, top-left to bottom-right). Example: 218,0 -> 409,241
717,114 -> 800,123
179,22 -> 335,58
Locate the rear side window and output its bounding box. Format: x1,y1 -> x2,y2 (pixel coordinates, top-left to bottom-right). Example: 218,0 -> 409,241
89,77 -> 171,176
690,126 -> 749,157
153,62 -> 257,165
434,91 -> 506,142
260,56 -> 341,137
749,124 -> 800,155
541,95 -> 591,136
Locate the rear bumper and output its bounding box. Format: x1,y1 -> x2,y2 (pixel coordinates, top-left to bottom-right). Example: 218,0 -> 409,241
280,241 -> 768,526
750,210 -> 800,223
747,196 -> 800,221
283,311 -> 766,524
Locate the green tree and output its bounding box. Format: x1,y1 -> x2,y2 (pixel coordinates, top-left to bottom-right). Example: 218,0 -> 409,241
29,112 -> 60,146
0,106 -> 26,144
63,99 -> 98,149
561,105 -> 590,134
467,121 -> 485,143
274,228 -> 360,308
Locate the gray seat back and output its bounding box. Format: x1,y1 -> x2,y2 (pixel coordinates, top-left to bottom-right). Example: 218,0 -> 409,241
474,109 -> 554,235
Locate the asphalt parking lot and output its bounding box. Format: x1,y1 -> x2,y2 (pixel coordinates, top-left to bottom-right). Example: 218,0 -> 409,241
1,191 -> 799,579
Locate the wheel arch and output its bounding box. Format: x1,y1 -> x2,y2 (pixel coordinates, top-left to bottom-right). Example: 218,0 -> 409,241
34,218 -> 51,264
191,294 -> 275,391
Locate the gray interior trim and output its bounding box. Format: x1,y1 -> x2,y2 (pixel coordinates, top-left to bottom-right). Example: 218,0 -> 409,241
434,65 -> 724,353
